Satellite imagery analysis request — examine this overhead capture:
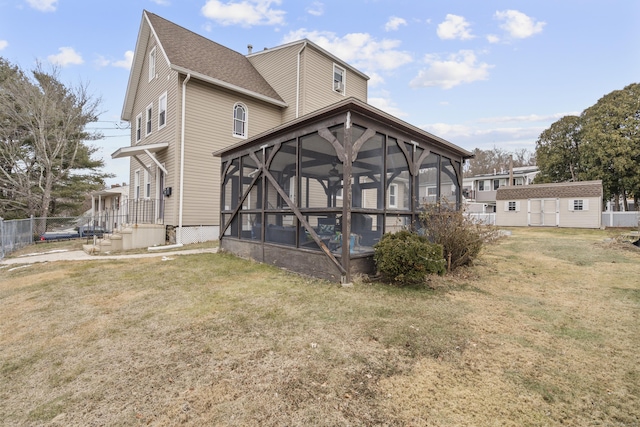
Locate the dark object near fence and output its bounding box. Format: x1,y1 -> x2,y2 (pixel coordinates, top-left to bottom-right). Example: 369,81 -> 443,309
39,226 -> 105,242
39,231 -> 80,241
633,239 -> 640,247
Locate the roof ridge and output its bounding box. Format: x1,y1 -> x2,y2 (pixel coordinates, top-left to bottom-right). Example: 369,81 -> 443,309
145,10 -> 245,58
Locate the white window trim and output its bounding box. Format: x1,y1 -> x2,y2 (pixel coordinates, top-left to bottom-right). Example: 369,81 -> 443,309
149,47 -> 156,82
134,169 -> 141,200
336,179 -> 344,200
158,92 -> 167,130
144,167 -> 151,199
232,102 -> 248,139
505,200 -> 521,212
388,183 -> 398,208
569,199 -> 588,211
135,113 -> 142,143
146,103 -> 153,136
333,64 -> 345,95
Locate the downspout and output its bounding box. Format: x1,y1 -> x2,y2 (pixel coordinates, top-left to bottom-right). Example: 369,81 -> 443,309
152,72 -> 190,251
178,73 -> 191,245
295,41 -> 307,119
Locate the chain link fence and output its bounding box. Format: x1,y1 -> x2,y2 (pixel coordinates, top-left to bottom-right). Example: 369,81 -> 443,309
1,199 -> 163,259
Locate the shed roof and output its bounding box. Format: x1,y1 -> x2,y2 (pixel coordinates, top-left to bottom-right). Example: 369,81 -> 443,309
496,180 -> 603,200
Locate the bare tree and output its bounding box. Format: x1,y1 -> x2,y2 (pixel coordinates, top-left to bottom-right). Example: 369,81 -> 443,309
0,59 -> 108,219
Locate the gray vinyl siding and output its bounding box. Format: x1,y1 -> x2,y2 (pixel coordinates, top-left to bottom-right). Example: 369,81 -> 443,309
248,43 -> 368,123
129,34 -> 178,204
247,44 -> 300,123
127,32 -> 179,222
302,47 -> 367,116
180,79 -> 282,226
558,197 -> 602,228
495,200 -> 528,227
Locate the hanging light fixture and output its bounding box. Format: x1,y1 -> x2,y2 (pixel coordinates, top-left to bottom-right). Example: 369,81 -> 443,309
328,161 -> 340,183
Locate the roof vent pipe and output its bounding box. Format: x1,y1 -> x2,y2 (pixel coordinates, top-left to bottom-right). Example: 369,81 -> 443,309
247,44 -> 253,54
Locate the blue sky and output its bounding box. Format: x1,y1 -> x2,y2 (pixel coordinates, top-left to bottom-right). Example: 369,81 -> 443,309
1,0 -> 639,186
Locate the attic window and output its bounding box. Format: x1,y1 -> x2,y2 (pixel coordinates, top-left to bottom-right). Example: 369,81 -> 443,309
146,103 -> 153,136
158,92 -> 167,129
149,47 -> 156,82
136,114 -> 142,142
333,64 -> 345,94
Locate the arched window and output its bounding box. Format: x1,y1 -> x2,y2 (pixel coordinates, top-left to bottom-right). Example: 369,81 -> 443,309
233,103 -> 247,138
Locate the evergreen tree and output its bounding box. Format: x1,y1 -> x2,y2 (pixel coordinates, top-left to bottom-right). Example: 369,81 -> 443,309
580,83 -> 640,210
534,115 -> 582,183
0,58 -> 112,219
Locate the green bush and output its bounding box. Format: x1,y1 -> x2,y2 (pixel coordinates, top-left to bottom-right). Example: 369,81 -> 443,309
373,230 -> 446,286
419,202 -> 496,271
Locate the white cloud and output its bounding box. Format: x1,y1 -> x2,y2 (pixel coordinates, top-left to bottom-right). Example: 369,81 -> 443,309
0,40 -> 8,50
385,16 -> 407,32
420,111 -> 576,151
306,1 -> 323,16
150,0 -> 170,5
95,55 -> 111,68
369,96 -> 408,118
495,10 -> 545,39
48,47 -> 83,67
420,122 -> 545,151
477,112 -> 580,124
486,34 -> 500,44
112,50 -> 134,69
437,14 -> 474,40
366,72 -> 385,87
410,50 -> 492,90
26,0 -> 57,12
95,51 -> 133,69
421,123 -> 473,138
201,0 -> 285,27
282,29 -> 412,73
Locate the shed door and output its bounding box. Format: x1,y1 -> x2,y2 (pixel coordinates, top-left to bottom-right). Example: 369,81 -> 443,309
528,199 -> 559,226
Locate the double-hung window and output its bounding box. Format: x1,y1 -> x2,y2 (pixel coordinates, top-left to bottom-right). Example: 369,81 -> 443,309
388,184 -> 398,208
134,170 -> 141,200
144,168 -> 151,198
146,104 -> 153,136
233,103 -> 247,138
158,92 -> 167,129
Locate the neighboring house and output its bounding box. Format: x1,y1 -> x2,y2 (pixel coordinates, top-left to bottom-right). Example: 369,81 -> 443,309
112,10 -> 369,246
463,165 -> 539,213
495,180 -> 603,228
89,184 -> 129,232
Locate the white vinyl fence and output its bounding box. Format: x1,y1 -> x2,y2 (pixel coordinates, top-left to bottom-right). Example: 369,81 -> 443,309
602,211 -> 640,228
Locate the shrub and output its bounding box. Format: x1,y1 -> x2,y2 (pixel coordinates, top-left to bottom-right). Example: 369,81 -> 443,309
373,230 -> 446,286
419,202 -> 496,271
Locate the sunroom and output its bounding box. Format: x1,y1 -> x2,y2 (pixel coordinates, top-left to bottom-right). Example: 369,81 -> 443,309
214,98 -> 472,283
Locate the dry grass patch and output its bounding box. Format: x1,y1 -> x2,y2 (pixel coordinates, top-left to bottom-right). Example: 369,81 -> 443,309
1,228 -> 639,426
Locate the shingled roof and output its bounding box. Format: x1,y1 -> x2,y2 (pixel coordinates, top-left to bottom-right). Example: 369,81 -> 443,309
496,180 -> 603,200
146,12 -> 283,102
122,10 -> 284,120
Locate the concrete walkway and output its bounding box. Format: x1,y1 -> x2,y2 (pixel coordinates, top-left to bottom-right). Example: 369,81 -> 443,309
0,247 -> 218,266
